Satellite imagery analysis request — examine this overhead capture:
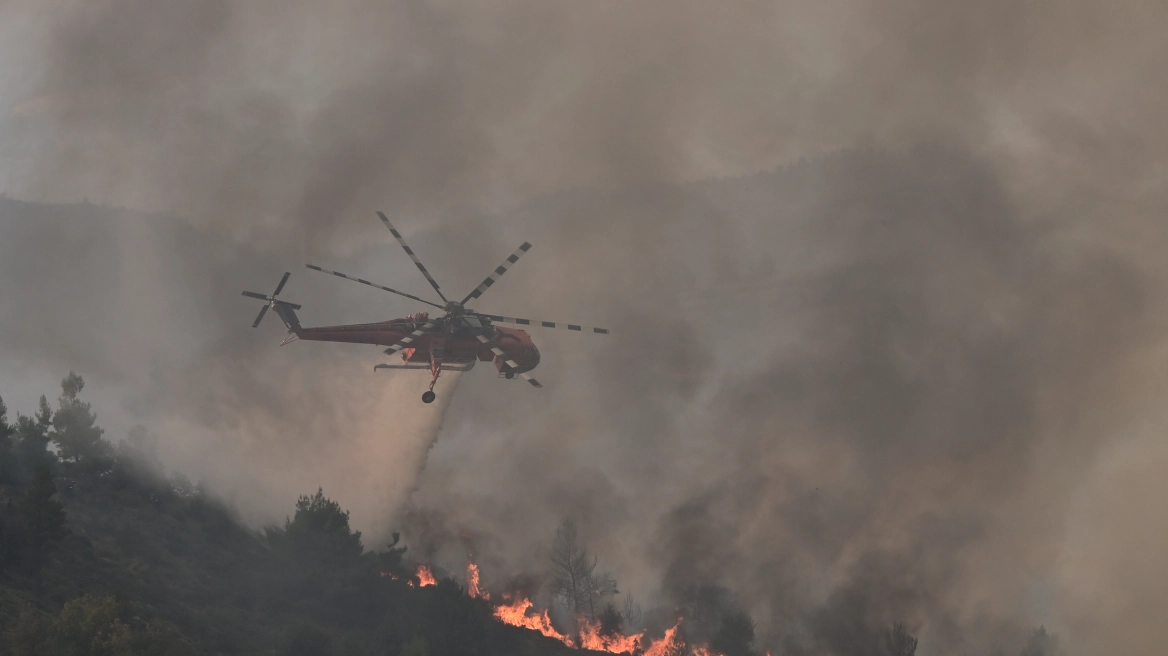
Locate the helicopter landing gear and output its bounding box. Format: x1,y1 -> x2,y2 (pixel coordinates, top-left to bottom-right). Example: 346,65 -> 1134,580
504,372 -> 515,379
422,390 -> 436,404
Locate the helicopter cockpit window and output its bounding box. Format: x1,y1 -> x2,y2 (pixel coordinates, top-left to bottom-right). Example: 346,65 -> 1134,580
463,316 -> 482,329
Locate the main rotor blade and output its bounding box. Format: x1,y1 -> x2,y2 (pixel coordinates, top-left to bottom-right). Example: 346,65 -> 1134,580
384,321 -> 436,356
273,271 -> 291,296
305,264 -> 444,310
460,242 -> 532,305
242,290 -> 271,301
251,304 -> 269,328
474,333 -> 542,388
476,313 -> 609,335
376,211 -> 449,304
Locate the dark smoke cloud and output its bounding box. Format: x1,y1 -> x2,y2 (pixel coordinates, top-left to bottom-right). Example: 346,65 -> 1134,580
2,1 -> 1168,654
410,148 -> 1158,655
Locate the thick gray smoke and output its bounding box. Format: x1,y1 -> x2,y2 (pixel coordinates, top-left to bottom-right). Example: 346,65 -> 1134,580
2,1 -> 1167,654
0,197 -> 463,530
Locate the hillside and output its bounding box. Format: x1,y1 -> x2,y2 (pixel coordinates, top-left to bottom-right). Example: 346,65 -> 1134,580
0,375 -> 586,656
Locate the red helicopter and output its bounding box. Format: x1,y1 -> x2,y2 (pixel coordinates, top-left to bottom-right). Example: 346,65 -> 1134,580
242,212 -> 608,403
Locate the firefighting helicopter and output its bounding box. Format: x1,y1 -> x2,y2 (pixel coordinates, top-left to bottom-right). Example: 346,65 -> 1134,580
242,212 -> 608,403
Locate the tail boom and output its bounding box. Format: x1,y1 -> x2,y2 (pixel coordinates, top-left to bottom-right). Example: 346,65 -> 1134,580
271,302 -> 303,333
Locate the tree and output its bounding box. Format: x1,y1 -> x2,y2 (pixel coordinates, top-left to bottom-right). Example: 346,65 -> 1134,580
1020,626 -> 1061,656
883,623 -> 918,656
13,396 -> 55,481
170,473 -> 204,499
621,593 -> 643,630
281,488 -> 364,568
20,463 -> 68,566
4,605 -> 51,656
550,518 -> 590,614
112,425 -> 164,485
48,595 -> 134,656
0,504 -> 22,570
680,584 -> 731,639
51,372 -> 112,470
377,531 -> 409,577
0,396 -> 14,484
585,569 -> 619,621
5,596 -> 185,656
597,604 -> 624,639
549,518 -> 619,621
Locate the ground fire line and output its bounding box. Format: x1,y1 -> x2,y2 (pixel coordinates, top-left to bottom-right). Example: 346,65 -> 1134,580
395,559 -> 734,655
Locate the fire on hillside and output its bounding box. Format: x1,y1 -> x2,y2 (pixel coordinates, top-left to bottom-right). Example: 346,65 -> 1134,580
411,558 -> 732,655
409,564 -> 437,587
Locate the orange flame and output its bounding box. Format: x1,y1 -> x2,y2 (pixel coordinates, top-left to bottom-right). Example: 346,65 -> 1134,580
642,622 -> 683,656
492,596 -> 572,644
413,564 -> 436,587
457,562 -> 724,656
577,618 -> 643,653
467,562 -> 489,600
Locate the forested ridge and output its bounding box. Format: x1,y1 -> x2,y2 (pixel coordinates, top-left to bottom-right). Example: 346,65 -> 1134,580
0,373 -> 580,655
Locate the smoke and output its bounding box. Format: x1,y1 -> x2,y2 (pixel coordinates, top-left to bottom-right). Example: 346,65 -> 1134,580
3,0 -> 1168,654
0,198 -> 462,531
407,149 -> 1159,654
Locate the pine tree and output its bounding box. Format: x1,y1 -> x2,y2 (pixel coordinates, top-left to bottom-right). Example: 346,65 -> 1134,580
883,623 -> 918,656
549,518 -> 619,620
1020,627 -> 1061,656
550,518 -> 592,615
281,488 -> 363,568
0,396 -> 10,442
50,372 -> 111,471
20,464 -> 67,565
13,396 -> 55,481
0,396 -> 15,485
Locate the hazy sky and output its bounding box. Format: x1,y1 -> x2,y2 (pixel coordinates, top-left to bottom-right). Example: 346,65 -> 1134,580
2,2 -> 1167,654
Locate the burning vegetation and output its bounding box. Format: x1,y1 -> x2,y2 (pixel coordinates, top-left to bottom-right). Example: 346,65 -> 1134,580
493,596 -> 571,643
576,618 -> 644,654
467,561 -> 488,600
395,515 -> 761,654
395,519 -> 747,654
412,564 -> 437,587
399,519 -> 754,655
483,574 -> 702,654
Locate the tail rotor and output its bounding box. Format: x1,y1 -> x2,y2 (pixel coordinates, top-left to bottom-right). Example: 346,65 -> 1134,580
242,272 -> 302,328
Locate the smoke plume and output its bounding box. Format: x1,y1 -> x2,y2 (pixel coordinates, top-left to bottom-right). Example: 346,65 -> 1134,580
2,1 -> 1167,654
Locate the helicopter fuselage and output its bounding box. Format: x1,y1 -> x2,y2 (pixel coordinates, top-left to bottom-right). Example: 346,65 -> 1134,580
292,318 -> 541,373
